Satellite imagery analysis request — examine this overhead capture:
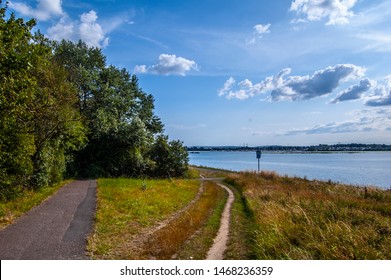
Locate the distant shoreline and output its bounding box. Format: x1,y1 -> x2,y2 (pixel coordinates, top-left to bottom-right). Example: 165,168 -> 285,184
187,143 -> 391,153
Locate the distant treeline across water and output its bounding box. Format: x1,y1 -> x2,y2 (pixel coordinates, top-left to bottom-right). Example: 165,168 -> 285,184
187,143 -> 391,152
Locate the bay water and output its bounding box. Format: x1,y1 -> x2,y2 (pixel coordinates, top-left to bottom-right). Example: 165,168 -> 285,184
189,151 -> 391,189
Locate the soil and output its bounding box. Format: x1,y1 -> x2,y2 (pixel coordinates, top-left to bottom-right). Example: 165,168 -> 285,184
206,183 -> 234,260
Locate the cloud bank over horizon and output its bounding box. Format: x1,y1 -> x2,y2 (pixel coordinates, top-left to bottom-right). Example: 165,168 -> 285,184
218,64 -> 367,101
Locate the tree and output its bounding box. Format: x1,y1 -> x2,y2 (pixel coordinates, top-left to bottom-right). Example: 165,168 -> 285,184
53,41 -> 165,177
149,135 -> 189,178
30,54 -> 87,187
0,2 -> 86,199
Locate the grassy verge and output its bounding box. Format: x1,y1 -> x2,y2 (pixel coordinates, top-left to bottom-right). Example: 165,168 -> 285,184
224,183 -> 255,259
189,165 -> 232,179
87,178 -> 200,259
0,180 -> 72,229
145,180 -> 226,259
226,171 -> 391,259
173,181 -> 227,260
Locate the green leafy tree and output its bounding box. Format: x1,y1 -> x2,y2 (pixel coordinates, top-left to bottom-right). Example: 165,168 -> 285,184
53,41 -> 165,177
149,135 -> 189,178
1,3 -> 41,197
0,3 -> 86,199
30,54 -> 87,187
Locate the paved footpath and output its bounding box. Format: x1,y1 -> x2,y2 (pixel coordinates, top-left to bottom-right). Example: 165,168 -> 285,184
0,180 -> 96,260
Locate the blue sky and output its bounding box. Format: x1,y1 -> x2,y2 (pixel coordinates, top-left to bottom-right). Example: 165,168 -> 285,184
9,0 -> 391,146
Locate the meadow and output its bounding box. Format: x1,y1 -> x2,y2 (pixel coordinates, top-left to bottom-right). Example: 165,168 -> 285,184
87,178 -> 226,259
225,171 -> 391,259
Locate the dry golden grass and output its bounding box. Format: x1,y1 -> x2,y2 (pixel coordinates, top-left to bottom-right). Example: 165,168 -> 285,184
226,171 -> 391,259
142,180 -> 225,259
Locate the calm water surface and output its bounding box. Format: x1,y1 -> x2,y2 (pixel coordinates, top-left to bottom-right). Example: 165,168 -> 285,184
189,151 -> 391,189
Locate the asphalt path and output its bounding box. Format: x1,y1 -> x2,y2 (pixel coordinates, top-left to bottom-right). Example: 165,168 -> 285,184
0,180 -> 96,260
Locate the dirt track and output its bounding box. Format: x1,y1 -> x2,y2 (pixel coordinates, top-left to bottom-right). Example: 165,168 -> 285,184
206,183 -> 234,260
0,180 -> 96,260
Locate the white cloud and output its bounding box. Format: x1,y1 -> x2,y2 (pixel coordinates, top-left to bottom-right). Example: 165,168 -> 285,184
285,108 -> 391,135
47,11 -> 109,48
290,0 -> 357,25
247,23 -> 271,44
47,16 -> 74,41
79,11 -> 109,48
331,78 -> 375,103
218,64 -> 366,101
254,23 -> 271,35
134,54 -> 198,76
9,0 -> 63,21
365,76 -> 391,106
218,77 -> 235,96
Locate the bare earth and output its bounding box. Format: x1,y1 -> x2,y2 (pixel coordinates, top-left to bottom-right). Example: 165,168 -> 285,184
0,180 -> 96,260
206,183 -> 234,260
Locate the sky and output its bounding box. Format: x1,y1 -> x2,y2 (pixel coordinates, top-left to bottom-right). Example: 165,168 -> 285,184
8,0 -> 391,146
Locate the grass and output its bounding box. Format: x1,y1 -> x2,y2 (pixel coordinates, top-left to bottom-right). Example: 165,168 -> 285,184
146,180 -> 226,259
0,180 -> 72,229
87,178 -> 201,259
225,171 -> 391,259
224,183 -> 256,259
172,181 -> 227,260
189,165 -> 232,179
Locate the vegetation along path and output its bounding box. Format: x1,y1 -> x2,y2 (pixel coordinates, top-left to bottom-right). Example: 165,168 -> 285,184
0,180 -> 96,259
206,183 -> 234,260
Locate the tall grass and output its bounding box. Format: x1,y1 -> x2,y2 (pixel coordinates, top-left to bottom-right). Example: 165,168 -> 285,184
226,171 -> 391,259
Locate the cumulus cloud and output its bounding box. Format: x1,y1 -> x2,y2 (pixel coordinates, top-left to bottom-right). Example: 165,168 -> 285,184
218,64 -> 365,101
9,0 -> 63,21
285,108 -> 391,135
10,1 -> 113,48
290,0 -> 357,25
365,76 -> 391,106
366,92 -> 391,106
134,54 -> 198,76
79,11 -> 109,48
48,11 -> 109,48
331,78 -> 375,103
218,77 -> 235,97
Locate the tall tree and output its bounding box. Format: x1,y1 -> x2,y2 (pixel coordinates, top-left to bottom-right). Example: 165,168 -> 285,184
0,3 -> 86,199
53,41 -> 165,177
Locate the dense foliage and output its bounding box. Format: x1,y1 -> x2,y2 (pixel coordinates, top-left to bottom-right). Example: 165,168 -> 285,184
0,2 -> 188,201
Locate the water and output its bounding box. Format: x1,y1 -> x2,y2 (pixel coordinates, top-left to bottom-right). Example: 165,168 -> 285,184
189,151 -> 391,189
